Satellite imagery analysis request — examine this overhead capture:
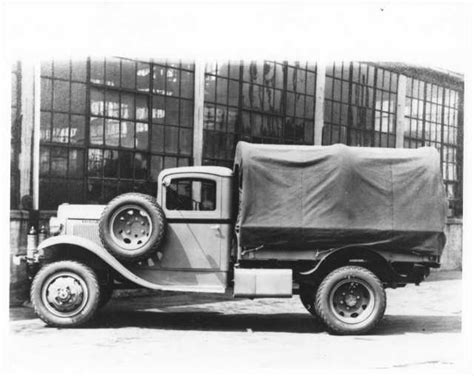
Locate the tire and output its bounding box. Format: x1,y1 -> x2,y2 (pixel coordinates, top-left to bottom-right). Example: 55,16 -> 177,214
99,193 -> 166,262
30,260 -> 100,327
299,284 -> 317,316
315,266 -> 386,335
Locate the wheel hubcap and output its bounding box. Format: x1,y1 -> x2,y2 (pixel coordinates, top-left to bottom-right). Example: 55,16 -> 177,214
329,278 -> 375,324
110,205 -> 153,251
42,272 -> 88,317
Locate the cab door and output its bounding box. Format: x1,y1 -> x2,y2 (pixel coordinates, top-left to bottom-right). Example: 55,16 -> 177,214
158,174 -> 228,273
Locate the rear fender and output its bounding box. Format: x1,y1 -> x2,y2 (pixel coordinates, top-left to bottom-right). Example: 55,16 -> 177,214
302,245 -> 395,282
38,235 -> 164,291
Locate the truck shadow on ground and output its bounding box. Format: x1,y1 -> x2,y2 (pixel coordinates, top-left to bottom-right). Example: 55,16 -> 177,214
90,310 -> 461,335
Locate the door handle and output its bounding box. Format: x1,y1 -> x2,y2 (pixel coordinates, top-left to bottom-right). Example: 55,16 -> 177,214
210,225 -> 220,230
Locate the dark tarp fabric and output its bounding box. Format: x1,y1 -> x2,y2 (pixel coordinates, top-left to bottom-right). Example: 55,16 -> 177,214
233,142 -> 447,256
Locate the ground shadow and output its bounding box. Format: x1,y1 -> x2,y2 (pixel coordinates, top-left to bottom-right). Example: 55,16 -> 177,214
86,309 -> 461,335
91,310 -> 325,333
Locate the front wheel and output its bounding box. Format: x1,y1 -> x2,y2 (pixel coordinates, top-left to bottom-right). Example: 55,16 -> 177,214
315,266 -> 386,335
31,260 -> 100,327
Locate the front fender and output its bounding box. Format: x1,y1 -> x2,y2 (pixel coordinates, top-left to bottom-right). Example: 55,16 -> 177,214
38,235 -> 164,291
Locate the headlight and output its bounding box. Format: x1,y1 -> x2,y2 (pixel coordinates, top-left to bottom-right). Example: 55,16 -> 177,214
49,217 -> 63,235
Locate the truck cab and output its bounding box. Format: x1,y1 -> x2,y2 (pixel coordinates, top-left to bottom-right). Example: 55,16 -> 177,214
131,166 -> 234,293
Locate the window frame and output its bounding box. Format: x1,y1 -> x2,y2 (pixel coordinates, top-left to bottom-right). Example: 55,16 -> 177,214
161,173 -> 221,220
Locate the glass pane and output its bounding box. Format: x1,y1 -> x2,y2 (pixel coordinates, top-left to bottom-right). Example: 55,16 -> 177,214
217,62 -> 229,77
296,70 -> 306,93
70,115 -> 85,145
228,80 -> 239,107
151,124 -> 164,153
71,60 -> 87,82
166,178 -> 192,210
121,93 -> 135,119
54,60 -> 70,80
135,122 -> 149,150
205,75 -> 216,102
41,79 -> 52,110
103,181 -> 117,203
89,117 -> 104,145
295,94 -> 305,117
165,97 -> 179,125
103,150 -> 119,178
71,83 -> 86,114
216,77 -> 228,104
152,95 -> 165,123
90,88 -> 104,116
275,64 -> 284,89
40,147 -> 49,176
179,128 -> 192,155
137,63 -> 150,92
305,96 -> 314,118
105,58 -> 121,87
119,151 -> 134,179
153,65 -> 166,94
68,149 -> 84,178
181,71 -> 194,98
105,91 -> 120,118
48,179 -> 68,209
91,59 -> 104,84
150,155 -> 163,182
134,152 -> 147,180
104,119 -> 120,146
53,80 -> 70,112
181,99 -> 193,127
121,121 -> 135,148
88,149 -> 103,177
52,113 -> 69,143
40,112 -> 51,142
41,61 -> 52,77
136,95 -> 148,121
165,126 -> 179,153
50,147 -> 68,177
121,59 -> 136,89
86,179 -> 102,204
306,72 -> 316,95
167,68 -> 180,96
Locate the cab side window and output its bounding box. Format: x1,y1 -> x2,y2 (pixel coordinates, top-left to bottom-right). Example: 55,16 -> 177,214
166,178 -> 216,211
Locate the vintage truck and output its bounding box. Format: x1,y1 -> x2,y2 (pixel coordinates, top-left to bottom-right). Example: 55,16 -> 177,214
21,142 -> 447,335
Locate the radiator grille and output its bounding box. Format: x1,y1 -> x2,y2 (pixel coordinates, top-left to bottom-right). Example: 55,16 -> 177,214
69,220 -> 101,245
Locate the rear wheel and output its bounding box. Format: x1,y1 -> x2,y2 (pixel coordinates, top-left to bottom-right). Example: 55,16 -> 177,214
31,260 -> 100,327
315,266 -> 386,335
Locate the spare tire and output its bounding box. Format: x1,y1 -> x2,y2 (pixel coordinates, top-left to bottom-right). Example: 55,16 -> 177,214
99,193 -> 166,262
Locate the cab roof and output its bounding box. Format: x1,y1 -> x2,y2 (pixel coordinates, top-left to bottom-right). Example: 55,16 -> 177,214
158,166 -> 233,179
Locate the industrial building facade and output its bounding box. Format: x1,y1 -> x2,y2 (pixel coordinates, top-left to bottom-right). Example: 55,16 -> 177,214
10,59 -> 463,216
9,59 -> 464,299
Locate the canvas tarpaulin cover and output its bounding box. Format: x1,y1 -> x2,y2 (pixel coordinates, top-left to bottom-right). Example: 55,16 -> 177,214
234,142 -> 447,256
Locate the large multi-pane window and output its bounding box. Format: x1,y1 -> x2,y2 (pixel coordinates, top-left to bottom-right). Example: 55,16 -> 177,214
323,62 -> 398,147
40,60 -> 88,209
39,58 -> 194,209
404,77 -> 462,214
11,62 -> 21,209
203,61 -> 316,167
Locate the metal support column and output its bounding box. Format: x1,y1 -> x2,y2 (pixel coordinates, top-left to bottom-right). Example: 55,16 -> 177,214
193,61 -> 205,166
32,63 -> 41,210
314,63 -> 326,145
395,75 -> 407,148
18,62 -> 35,203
